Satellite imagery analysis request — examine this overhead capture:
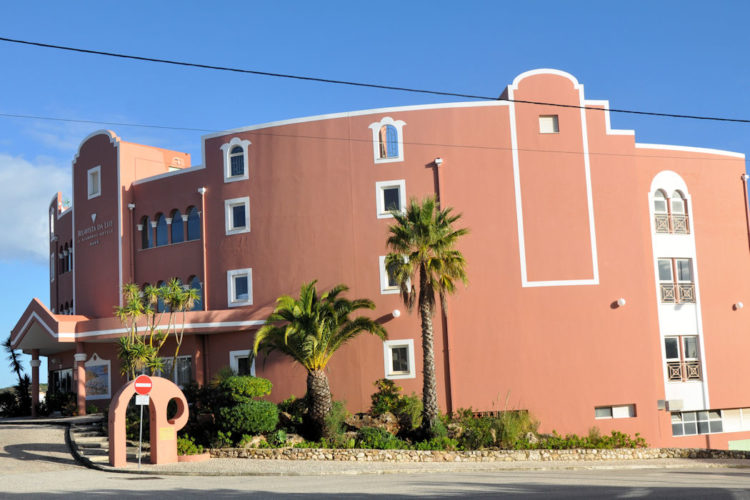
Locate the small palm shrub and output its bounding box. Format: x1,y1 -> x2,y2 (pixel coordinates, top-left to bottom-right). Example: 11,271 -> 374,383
219,400 -> 279,436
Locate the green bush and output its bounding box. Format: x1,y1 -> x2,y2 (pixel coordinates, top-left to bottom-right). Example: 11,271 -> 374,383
413,436 -> 458,450
220,376 -> 273,403
211,430 -> 234,448
278,395 -> 306,429
324,400 -> 348,437
177,435 -> 204,455
526,429 -> 647,450
268,429 -> 288,447
219,400 -> 279,435
355,426 -> 408,450
370,379 -> 423,432
453,408 -> 538,449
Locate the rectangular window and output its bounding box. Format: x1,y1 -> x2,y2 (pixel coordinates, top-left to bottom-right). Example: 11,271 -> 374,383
672,410 -> 723,436
665,335 -> 702,382
379,256 -> 401,294
225,197 -> 250,235
383,339 -> 416,379
595,404 -> 635,419
227,268 -> 253,307
229,349 -> 256,376
87,166 -> 101,199
375,180 -> 406,219
658,258 -> 695,303
153,356 -> 192,388
539,115 -> 559,134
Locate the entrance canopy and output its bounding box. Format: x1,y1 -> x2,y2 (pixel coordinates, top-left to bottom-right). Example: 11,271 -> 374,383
10,298 -> 84,355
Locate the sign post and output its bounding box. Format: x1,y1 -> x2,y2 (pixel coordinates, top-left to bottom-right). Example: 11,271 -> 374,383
134,375 -> 153,469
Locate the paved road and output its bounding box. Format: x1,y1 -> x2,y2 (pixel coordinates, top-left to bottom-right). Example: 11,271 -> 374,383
3,424 -> 750,498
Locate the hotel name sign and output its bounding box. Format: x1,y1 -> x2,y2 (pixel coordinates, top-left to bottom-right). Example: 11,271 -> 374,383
77,213 -> 114,247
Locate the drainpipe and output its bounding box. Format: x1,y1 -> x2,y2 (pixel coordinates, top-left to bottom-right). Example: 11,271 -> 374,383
127,203 -> 136,282
198,187 -> 208,310
30,350 -> 40,417
742,174 -> 750,252
433,157 -> 455,415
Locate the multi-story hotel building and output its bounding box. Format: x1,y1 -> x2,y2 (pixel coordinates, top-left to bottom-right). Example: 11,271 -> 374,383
11,69 -> 750,449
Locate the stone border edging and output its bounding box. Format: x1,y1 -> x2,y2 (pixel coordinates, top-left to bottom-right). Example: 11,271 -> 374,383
210,447 -> 750,462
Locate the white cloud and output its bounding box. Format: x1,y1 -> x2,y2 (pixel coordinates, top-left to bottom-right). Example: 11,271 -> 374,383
0,154 -> 70,263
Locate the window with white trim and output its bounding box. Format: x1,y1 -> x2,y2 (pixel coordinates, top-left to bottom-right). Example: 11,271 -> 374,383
665,335 -> 702,382
594,404 -> 635,419
379,256 -> 400,294
227,268 -> 253,307
87,166 -> 101,199
653,189 -> 690,234
225,197 -> 250,235
220,138 -> 251,182
383,339 -> 415,379
375,180 -> 406,219
658,258 -> 695,303
229,349 -> 256,376
368,117 -> 406,163
539,115 -> 559,134
671,410 -> 723,436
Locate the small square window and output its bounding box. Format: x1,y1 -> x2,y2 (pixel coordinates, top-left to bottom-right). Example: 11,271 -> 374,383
87,166 -> 101,199
383,339 -> 416,379
594,406 -> 613,419
229,349 -> 256,376
227,268 -> 253,307
539,115 -> 559,134
375,180 -> 406,219
225,197 -> 250,235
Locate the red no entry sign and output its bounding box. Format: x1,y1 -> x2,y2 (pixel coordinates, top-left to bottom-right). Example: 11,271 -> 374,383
134,374 -> 153,395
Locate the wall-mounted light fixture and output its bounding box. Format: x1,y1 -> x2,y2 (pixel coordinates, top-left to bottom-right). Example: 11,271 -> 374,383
616,298 -> 626,307
392,309 -> 401,318
434,158 -> 443,166
127,203 -> 136,210
734,302 -> 744,311
198,187 -> 207,195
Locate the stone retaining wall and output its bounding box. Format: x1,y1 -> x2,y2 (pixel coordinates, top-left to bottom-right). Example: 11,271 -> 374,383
210,447 -> 750,462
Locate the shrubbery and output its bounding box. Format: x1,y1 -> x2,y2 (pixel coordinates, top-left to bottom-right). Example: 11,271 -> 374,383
370,379 -> 422,432
219,400 -> 279,435
177,435 -> 204,455
220,376 -> 272,403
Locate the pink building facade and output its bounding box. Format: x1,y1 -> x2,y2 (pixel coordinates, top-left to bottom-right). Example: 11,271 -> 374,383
11,69 -> 750,449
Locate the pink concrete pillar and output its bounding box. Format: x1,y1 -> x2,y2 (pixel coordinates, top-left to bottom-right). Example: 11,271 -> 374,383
30,349 -> 40,417
74,344 -> 87,416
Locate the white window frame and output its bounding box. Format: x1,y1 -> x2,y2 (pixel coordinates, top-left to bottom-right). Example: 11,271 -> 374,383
383,339 -> 416,380
379,255 -> 400,295
375,180 -> 406,219
220,137 -> 251,182
50,252 -> 55,283
229,349 -> 256,376
539,115 -> 559,134
594,404 -> 635,419
87,165 -> 101,199
368,117 -> 406,164
224,196 -> 251,235
227,268 -> 253,307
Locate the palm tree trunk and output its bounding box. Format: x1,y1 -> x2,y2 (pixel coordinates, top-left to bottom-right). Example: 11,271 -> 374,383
306,369 -> 333,439
419,267 -> 439,437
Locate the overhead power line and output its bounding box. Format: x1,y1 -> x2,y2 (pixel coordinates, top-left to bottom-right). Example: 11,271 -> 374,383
1,36 -> 749,124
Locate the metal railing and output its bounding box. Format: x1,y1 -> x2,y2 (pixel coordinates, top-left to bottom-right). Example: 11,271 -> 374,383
654,214 -> 690,234
667,360 -> 702,381
660,283 -> 695,303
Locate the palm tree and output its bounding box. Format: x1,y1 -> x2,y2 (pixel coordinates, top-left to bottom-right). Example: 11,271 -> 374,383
254,281 -> 387,439
385,196 -> 468,438
3,335 -> 24,385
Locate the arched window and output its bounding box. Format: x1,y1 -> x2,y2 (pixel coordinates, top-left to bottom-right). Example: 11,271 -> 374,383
653,190 -> 669,233
220,138 -> 251,182
369,117 -> 406,163
187,206 -> 201,241
155,214 -> 168,247
189,276 -> 203,311
670,190 -> 689,234
171,209 -> 184,244
141,216 -> 153,249
230,146 -> 244,177
379,125 -> 399,159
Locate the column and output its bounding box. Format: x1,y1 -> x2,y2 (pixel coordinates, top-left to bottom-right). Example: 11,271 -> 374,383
74,344 -> 88,416
30,349 -> 40,417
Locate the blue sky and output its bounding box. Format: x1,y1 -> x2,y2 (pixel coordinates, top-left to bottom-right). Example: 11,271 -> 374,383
1,1 -> 748,388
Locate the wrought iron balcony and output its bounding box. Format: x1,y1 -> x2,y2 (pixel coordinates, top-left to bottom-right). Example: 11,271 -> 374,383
653,214 -> 690,234
667,360 -> 702,381
660,283 -> 695,303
